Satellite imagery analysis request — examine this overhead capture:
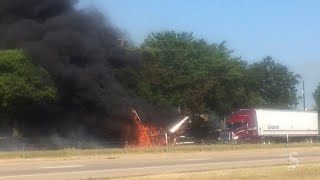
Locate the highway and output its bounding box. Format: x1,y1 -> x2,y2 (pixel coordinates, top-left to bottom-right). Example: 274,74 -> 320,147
1,148 -> 320,180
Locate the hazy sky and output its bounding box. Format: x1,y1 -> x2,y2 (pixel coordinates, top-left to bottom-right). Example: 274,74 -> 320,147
78,0 -> 320,109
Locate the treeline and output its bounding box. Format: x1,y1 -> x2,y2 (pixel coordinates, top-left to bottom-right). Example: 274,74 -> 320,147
115,31 -> 301,117
0,31 -> 307,138
0,50 -> 56,125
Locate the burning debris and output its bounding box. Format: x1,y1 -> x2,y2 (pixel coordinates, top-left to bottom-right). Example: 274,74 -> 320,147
169,117 -> 190,134
130,109 -> 166,146
129,109 -> 189,147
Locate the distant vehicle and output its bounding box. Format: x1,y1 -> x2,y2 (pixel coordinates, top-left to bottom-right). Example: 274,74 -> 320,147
220,109 -> 319,144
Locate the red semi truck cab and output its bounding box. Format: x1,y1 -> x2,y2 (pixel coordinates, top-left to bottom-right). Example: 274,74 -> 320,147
221,109 -> 258,143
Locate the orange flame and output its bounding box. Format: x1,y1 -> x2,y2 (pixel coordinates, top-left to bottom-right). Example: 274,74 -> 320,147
130,109 -> 167,147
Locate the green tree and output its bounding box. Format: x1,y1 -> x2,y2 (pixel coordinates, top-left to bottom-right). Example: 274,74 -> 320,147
248,56 -> 300,109
313,84 -> 320,111
115,32 -> 252,138
0,49 -> 56,116
115,31 -> 259,132
115,32 -> 301,137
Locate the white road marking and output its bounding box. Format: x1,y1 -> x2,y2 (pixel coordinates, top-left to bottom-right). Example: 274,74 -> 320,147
1,156 -> 320,179
40,165 -> 84,169
184,158 -> 210,161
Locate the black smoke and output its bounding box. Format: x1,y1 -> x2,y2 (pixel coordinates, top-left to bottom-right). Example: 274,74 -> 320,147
0,0 -> 179,141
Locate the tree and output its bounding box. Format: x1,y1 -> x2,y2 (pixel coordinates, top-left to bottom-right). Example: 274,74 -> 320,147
114,31 -> 260,138
115,31 -> 302,137
0,49 -> 56,117
248,56 -> 300,109
116,31 -> 249,115
313,84 -> 320,111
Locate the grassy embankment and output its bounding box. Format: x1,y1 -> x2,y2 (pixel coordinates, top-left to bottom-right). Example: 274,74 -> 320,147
0,142 -> 319,160
113,163 -> 320,180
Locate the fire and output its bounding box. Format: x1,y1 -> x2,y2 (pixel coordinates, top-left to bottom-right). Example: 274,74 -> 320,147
130,109 -> 167,147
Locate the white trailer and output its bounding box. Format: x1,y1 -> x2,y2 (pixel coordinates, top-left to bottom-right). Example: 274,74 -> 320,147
256,109 -> 318,142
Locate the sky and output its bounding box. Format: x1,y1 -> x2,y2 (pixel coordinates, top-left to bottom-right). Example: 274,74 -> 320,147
78,0 -> 320,109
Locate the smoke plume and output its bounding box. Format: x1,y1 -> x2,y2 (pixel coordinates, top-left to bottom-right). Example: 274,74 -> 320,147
0,0 -> 178,141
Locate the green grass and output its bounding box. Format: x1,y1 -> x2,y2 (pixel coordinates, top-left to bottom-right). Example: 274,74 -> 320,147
0,143 -> 319,160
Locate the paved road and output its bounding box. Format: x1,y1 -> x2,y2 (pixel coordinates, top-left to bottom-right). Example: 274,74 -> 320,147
1,148 -> 320,180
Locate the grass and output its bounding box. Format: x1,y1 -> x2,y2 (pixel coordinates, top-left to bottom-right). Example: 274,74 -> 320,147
0,148 -> 126,160
114,163 -> 320,180
0,142 -> 319,160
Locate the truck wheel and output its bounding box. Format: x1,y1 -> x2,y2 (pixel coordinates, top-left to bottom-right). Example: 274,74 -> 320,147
267,138 -> 271,144
306,137 -> 313,144
310,137 -> 314,144
261,138 -> 266,144
234,139 -> 244,144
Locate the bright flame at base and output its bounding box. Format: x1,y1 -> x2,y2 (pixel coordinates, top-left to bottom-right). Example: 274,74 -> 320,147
129,109 -> 166,147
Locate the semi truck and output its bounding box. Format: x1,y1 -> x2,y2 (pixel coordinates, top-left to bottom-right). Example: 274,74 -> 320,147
220,109 -> 319,144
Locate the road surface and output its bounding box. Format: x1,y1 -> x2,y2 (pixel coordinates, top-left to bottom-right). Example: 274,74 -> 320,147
1,148 -> 320,180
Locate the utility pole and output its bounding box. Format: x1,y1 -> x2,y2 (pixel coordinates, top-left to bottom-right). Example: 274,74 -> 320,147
303,80 -> 306,111
118,37 -> 127,47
